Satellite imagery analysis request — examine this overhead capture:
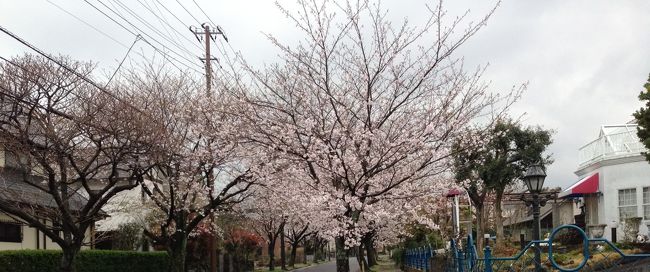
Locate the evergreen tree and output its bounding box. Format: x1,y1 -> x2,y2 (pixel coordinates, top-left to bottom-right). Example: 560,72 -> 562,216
633,75 -> 650,162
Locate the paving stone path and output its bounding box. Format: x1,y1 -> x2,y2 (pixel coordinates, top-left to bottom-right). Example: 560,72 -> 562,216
295,258 -> 360,272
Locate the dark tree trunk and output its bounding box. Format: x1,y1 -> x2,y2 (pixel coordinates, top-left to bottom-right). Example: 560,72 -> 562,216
268,239 -> 276,271
60,246 -> 79,272
335,236 -> 349,272
302,240 -> 308,264
363,234 -> 377,267
495,190 -> 504,248
280,225 -> 287,270
475,204 -> 486,254
168,233 -> 189,272
289,242 -> 298,267
356,245 -> 369,272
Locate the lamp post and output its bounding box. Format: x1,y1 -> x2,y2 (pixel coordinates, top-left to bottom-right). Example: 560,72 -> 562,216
446,189 -> 462,238
522,164 -> 546,272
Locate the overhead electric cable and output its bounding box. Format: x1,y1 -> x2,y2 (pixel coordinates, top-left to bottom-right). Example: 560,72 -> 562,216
174,0 -> 202,24
84,0 -> 203,73
0,26 -> 145,114
110,0 -> 199,59
105,35 -> 141,88
96,0 -> 200,70
192,0 -> 217,27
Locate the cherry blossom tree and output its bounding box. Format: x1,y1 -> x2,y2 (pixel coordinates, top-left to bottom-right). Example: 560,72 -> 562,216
117,65 -> 257,272
286,218 -> 310,267
0,55 -> 150,272
239,0 -> 512,270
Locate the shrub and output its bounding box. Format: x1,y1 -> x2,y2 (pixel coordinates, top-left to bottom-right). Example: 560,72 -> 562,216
0,250 -> 169,272
555,230 -> 583,246
112,223 -> 144,251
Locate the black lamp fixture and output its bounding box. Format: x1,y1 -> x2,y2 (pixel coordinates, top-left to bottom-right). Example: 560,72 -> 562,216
523,164 -> 546,193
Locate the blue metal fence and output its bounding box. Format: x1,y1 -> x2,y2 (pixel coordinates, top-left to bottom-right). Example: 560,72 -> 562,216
404,245 -> 434,271
439,225 -> 650,272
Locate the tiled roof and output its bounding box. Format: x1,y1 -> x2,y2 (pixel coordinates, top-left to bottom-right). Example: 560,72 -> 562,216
0,168 -> 87,211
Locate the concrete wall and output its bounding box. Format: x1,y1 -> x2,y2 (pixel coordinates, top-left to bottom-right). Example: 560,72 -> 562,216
579,159 -> 650,241
552,200 -> 576,227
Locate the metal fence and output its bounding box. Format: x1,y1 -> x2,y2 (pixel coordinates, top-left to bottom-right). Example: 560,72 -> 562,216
438,225 -> 650,272
404,245 -> 434,271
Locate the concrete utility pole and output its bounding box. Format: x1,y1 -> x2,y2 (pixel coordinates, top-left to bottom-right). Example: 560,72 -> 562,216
190,23 -> 228,96
190,23 -> 228,272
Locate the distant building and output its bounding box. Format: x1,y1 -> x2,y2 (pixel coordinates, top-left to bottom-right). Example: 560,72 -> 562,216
560,124 -> 650,240
0,150 -> 95,250
503,191 -> 576,242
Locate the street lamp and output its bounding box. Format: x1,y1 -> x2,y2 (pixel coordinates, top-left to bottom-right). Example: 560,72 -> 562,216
522,164 -> 546,271
523,164 -> 546,193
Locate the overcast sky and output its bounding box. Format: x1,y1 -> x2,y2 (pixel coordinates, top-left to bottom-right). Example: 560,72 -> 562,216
1,0 -> 649,188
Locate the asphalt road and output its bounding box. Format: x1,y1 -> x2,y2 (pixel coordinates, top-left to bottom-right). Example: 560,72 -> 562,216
295,258 -> 361,272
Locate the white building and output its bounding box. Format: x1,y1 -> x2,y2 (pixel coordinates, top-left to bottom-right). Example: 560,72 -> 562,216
560,124 -> 650,240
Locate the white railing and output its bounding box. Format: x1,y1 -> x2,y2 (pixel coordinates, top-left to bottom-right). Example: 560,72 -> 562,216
578,131 -> 646,167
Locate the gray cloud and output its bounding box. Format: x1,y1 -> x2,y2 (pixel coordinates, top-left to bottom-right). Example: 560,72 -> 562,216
1,0 -> 649,188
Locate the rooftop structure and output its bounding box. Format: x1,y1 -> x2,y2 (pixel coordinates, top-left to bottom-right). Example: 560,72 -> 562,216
577,124 -> 645,170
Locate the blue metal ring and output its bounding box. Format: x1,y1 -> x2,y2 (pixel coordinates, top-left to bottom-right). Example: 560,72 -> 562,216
548,224 -> 590,271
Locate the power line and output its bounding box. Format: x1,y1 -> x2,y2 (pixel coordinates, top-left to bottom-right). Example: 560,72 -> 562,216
84,0 -> 203,74
152,0 -> 194,34
46,0 -> 156,67
192,0 -> 217,27
0,56 -> 128,127
46,0 -> 129,49
105,35 -> 141,88
109,0 -> 199,59
0,25 -> 144,114
136,0 -> 203,52
95,0 -> 201,71
175,0 -> 202,25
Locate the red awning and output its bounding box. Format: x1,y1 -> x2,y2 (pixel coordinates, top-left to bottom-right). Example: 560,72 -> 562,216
446,188 -> 463,197
559,173 -> 599,198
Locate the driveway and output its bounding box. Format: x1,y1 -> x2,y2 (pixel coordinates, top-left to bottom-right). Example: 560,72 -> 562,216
295,258 -> 360,272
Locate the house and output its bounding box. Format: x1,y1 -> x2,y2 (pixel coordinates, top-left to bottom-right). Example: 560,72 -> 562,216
503,193 -> 577,242
0,164 -> 95,250
559,124 -> 650,240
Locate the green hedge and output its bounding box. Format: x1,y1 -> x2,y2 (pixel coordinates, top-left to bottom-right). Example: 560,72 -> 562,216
0,250 -> 169,272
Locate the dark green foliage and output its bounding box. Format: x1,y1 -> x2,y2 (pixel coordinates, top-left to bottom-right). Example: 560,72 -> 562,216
390,224 -> 443,267
555,230 -> 583,246
633,75 -> 650,162
112,223 -> 144,251
0,250 -> 168,272
453,119 -> 554,193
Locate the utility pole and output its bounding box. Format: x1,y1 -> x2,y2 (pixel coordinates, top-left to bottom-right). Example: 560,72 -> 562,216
191,23 -> 228,96
190,23 -> 228,272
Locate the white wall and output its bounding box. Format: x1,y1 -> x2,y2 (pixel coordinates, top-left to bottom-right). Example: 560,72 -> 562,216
593,160 -> 650,240
0,213 -> 93,251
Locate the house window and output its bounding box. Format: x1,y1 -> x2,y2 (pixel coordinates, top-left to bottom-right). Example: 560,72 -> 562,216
0,222 -> 22,243
643,187 -> 650,220
618,188 -> 638,219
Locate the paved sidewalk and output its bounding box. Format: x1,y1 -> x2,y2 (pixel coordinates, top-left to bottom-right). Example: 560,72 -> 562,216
295,258 -> 360,272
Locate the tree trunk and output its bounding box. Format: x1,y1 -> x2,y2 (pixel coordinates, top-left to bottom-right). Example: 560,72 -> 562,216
302,240 -> 308,264
289,242 -> 298,267
356,245 -> 369,272
475,205 -> 486,254
168,234 -> 189,272
268,239 -> 276,271
363,234 -> 377,267
280,226 -> 287,270
335,236 -> 349,272
60,246 -> 79,272
495,190 -> 504,248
